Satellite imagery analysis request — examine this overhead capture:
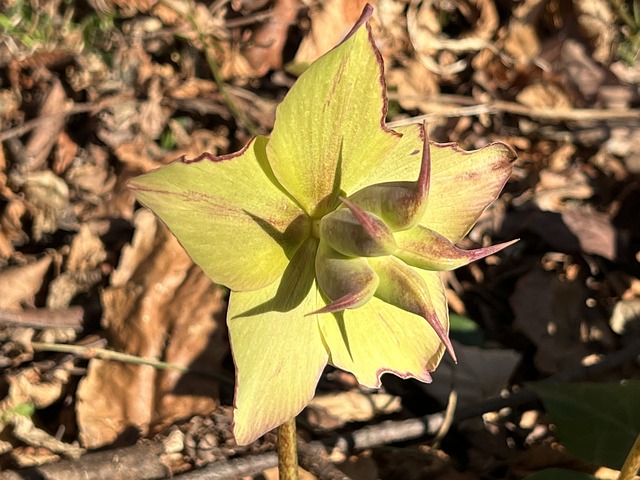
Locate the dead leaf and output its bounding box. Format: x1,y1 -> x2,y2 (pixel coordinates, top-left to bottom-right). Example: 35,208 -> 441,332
153,264 -> 227,431
76,211 -> 226,448
9,415 -> 84,460
21,170 -> 72,241
0,200 -> 28,258
0,256 -> 52,310
426,341 -> 521,407
560,39 -> 607,100
609,297 -> 640,337
293,0 -> 368,66
561,209 -> 618,261
22,79 -> 68,172
1,368 -> 70,411
242,0 -> 302,77
52,131 -> 79,175
510,266 -> 590,373
533,169 -> 593,212
47,224 -> 106,309
503,21 -> 540,68
388,58 -> 439,111
572,0 -> 617,64
516,82 -> 572,110
306,391 -> 401,431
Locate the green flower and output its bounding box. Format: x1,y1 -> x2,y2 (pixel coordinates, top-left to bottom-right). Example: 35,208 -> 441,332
129,6 -> 516,445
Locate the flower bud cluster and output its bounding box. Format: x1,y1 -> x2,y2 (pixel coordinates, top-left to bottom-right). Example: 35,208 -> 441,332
312,129 -> 516,362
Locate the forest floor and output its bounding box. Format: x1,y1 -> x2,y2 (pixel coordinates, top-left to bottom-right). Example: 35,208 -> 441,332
1,0 -> 640,479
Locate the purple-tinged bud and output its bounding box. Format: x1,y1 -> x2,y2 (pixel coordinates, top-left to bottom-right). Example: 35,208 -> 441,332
347,124 -> 431,231
394,225 -> 519,271
368,256 -> 456,362
319,198 -> 397,258
309,239 -> 379,315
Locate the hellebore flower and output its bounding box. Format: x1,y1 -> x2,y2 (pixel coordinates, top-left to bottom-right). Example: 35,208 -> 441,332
129,5 -> 516,445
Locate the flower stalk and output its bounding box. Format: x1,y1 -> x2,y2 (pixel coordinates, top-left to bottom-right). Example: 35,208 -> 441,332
277,417 -> 299,480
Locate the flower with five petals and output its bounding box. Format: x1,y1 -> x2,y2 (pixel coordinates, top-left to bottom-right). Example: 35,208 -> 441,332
129,5 -> 516,445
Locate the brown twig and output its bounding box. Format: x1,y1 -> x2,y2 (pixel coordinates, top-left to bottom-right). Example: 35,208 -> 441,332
3,341 -> 638,480
387,95 -> 640,127
0,306 -> 85,331
0,443 -> 169,480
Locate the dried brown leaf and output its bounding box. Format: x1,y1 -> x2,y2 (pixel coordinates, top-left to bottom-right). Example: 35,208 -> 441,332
306,391 -> 401,431
76,211 -> 225,448
47,225 -> 106,309
503,21 -> 540,68
561,209 -> 618,261
294,0 -> 368,66
0,256 -> 52,310
572,0 -> 617,64
22,79 -> 68,172
22,170 -> 71,241
10,415 -> 84,460
510,266 -> 590,373
516,82 -> 572,110
242,0 -> 302,76
52,131 -> 79,175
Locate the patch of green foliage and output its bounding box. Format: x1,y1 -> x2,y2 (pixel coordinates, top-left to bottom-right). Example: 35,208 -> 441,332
0,0 -> 116,56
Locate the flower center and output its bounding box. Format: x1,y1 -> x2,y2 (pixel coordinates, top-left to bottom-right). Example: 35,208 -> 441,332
311,218 -> 322,239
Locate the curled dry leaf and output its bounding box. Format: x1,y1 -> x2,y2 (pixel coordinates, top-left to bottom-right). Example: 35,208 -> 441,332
9,415 -> 84,460
46,224 -> 106,309
0,255 -> 52,310
572,0 -> 617,64
22,78 -> 68,172
76,211 -> 226,448
0,200 -> 27,258
21,170 -> 72,241
408,0 -> 499,75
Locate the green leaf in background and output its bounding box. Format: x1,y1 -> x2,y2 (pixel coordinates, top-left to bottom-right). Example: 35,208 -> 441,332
448,313 -> 484,346
525,468 -> 600,480
528,381 -> 640,470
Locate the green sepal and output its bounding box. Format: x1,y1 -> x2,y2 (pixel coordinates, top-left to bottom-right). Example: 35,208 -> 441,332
320,200 -> 397,257
394,225 -> 519,271
310,239 -> 379,314
353,124 -> 516,242
228,237 -> 329,445
129,136 -> 308,291
368,256 -> 456,362
266,15 -> 400,217
317,268 -> 449,387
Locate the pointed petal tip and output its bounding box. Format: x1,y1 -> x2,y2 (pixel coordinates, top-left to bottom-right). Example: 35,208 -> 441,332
423,310 -> 457,364
466,238 -> 519,263
417,122 -> 431,198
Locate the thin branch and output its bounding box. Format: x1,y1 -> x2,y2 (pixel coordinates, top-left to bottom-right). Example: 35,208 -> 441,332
387,95 -> 640,127
0,306 -> 85,331
30,341 -> 234,385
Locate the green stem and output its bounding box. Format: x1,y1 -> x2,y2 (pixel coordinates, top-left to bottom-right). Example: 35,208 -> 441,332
618,432 -> 640,480
277,417 -> 299,480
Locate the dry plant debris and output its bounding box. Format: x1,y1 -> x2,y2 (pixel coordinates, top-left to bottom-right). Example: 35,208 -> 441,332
0,0 -> 639,478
